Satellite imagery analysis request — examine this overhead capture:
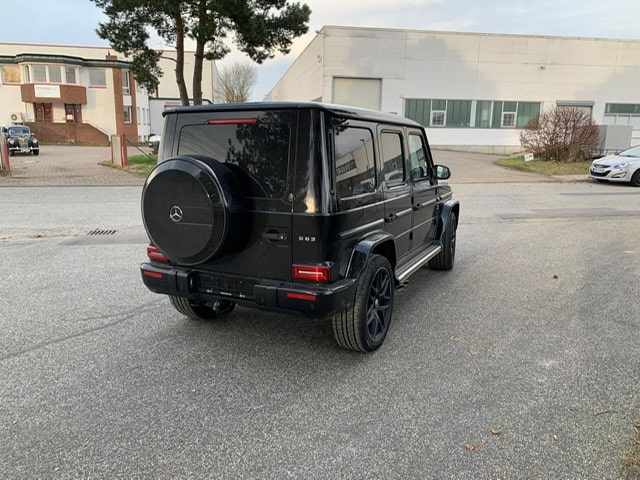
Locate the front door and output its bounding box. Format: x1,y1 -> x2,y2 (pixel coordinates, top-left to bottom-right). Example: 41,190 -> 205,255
408,131 -> 439,248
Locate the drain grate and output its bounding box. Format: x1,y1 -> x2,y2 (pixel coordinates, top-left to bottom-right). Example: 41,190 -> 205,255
87,229 -> 117,236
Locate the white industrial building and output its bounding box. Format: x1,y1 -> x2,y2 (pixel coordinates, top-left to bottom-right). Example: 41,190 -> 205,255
266,26 -> 640,153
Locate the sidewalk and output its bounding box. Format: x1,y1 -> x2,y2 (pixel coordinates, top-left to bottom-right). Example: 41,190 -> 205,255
0,145 -> 147,187
433,150 -> 588,184
0,145 -> 588,187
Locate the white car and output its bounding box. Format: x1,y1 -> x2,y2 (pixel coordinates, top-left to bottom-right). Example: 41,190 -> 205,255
589,145 -> 640,186
148,134 -> 161,153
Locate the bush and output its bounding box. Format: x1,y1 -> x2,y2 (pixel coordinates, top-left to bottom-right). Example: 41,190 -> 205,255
520,107 -> 599,162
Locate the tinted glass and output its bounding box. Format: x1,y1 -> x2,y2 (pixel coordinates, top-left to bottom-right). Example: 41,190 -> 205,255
335,126 -> 376,198
408,133 -> 430,180
380,131 -> 404,185
177,113 -> 291,199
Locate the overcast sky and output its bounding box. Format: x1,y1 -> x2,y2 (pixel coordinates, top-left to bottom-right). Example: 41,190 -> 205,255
1,0 -> 638,101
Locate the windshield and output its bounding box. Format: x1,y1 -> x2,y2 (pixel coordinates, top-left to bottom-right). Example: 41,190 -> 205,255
619,145 -> 640,157
8,127 -> 30,136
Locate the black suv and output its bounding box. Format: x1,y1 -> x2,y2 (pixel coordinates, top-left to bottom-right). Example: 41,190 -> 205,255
141,102 -> 459,352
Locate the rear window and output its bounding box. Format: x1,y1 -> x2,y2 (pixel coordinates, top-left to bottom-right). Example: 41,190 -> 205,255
177,113 -> 292,199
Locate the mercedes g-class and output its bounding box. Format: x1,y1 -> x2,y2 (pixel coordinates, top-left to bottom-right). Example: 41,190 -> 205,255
140,102 -> 459,352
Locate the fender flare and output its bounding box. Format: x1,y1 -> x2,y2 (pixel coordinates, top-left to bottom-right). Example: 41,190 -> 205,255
345,230 -> 396,279
436,200 -> 460,245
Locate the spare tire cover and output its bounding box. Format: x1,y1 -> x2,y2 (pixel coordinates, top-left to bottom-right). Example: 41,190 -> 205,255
142,156 -> 248,265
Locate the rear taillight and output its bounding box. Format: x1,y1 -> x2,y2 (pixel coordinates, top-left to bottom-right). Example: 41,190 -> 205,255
147,246 -> 168,263
292,264 -> 331,283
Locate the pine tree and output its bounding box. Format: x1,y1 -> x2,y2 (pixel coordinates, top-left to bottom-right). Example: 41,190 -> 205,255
92,0 -> 310,105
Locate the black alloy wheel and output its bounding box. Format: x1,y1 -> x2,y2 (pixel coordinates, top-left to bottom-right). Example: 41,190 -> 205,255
332,254 -> 394,352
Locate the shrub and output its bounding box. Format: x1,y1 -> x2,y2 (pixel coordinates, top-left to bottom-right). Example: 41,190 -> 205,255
520,107 -> 599,162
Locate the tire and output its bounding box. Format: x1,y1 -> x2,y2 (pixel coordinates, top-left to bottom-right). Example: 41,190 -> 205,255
631,170 -> 640,187
429,211 -> 457,271
32,150 -> 39,156
169,295 -> 235,321
332,254 -> 394,352
141,156 -> 249,265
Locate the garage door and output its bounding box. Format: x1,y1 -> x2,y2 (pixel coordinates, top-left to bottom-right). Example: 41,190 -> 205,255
332,78 -> 381,111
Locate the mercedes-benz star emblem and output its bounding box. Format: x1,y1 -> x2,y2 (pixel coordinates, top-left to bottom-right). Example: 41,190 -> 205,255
169,205 -> 183,223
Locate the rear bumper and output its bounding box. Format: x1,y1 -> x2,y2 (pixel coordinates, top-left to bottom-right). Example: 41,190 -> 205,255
141,262 -> 358,318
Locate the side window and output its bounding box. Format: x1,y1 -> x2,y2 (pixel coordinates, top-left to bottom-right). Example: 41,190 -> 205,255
408,133 -> 430,181
334,126 -> 376,198
380,131 -> 405,186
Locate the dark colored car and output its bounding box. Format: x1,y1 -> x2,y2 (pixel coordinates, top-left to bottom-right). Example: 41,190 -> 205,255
140,102 -> 459,352
5,125 -> 39,156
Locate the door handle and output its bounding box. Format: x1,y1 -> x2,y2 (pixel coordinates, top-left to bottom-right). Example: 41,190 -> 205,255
385,213 -> 397,223
262,231 -> 288,242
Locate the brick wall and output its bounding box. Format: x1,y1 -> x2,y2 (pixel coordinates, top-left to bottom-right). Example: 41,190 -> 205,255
26,122 -> 110,146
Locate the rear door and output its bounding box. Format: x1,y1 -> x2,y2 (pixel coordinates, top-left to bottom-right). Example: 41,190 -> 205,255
380,129 -> 413,258
176,109 -> 296,281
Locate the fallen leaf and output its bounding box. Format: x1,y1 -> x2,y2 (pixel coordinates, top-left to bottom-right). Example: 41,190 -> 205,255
490,429 -> 502,436
464,442 -> 477,452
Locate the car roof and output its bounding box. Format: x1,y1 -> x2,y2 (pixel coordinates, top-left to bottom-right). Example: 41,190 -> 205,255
163,101 -> 421,128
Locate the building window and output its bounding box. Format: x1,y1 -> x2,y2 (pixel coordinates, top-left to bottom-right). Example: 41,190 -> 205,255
406,99 -> 541,129
404,98 -> 431,127
28,64 -> 67,84
516,102 -> 542,127
65,104 -> 82,123
34,103 -> 53,122
501,102 -> 517,128
48,66 -> 62,83
124,106 -> 133,123
475,100 -> 492,128
605,103 -> 640,115
32,65 -> 47,83
65,66 -> 77,84
89,68 -> 107,87
2,65 -> 21,83
431,110 -> 446,126
604,103 -> 640,130
122,70 -> 130,94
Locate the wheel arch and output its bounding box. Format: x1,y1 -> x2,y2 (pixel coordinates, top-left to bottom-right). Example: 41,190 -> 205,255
345,231 -> 397,279
436,200 -> 460,245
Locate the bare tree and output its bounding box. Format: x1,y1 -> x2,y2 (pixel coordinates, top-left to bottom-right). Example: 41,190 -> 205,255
520,107 -> 600,162
216,62 -> 258,103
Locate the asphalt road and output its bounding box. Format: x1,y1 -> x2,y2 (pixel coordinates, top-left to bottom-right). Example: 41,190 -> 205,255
1,182 -> 639,479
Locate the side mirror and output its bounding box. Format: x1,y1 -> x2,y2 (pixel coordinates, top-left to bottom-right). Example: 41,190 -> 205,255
435,165 -> 451,180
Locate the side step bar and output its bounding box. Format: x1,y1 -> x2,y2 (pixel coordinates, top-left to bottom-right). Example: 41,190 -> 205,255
395,244 -> 442,285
